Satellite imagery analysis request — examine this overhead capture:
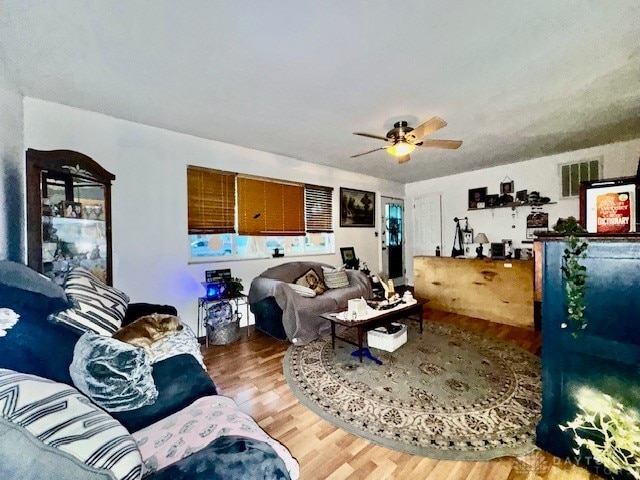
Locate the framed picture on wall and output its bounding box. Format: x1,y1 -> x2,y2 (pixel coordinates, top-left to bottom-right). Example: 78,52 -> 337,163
340,187 -> 375,227
486,194 -> 499,208
500,180 -> 514,195
468,187 -> 487,209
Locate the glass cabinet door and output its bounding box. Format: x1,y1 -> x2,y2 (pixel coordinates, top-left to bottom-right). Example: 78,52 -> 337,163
27,149 -> 115,285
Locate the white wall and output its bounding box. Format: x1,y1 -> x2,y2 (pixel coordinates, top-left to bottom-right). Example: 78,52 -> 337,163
23,98 -> 404,332
404,140 -> 639,284
0,86 -> 25,261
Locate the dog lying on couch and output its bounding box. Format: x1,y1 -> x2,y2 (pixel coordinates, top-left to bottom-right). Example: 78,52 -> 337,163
113,313 -> 184,350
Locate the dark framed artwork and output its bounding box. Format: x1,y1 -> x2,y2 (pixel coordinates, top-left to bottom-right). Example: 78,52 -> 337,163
486,194 -> 499,208
516,190 -> 528,203
340,187 -> 375,227
468,187 -> 487,209
500,181 -> 514,195
340,247 -> 359,268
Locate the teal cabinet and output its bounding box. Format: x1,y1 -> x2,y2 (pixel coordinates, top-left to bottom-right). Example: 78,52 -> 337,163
536,237 -> 640,479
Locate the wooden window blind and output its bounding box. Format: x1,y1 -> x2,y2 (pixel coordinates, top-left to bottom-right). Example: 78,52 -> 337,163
237,176 -> 305,236
305,184 -> 333,232
187,166 -> 236,234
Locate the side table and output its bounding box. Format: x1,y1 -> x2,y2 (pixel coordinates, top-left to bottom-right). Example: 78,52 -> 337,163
197,294 -> 250,347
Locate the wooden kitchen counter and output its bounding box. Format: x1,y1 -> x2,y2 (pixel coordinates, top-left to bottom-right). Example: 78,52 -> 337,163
414,256 -> 534,330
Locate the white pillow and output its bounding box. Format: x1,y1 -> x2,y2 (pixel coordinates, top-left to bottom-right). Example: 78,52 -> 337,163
321,266 -> 350,289
287,283 -> 316,298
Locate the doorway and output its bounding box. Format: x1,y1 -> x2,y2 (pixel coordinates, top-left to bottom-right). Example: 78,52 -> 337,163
381,197 -> 404,286
413,194 -> 442,257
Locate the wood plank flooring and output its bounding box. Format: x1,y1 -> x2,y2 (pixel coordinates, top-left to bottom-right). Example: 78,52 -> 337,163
200,309 -> 602,480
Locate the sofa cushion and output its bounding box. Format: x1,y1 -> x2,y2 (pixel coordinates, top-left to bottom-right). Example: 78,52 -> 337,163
293,268 -> 327,295
321,265 -> 350,289
0,369 -> 143,480
111,354 -> 217,433
70,332 -> 158,412
0,260 -> 71,314
149,435 -> 292,480
132,396 -> 299,479
0,304 -> 81,385
52,267 -> 129,336
0,416 -> 118,480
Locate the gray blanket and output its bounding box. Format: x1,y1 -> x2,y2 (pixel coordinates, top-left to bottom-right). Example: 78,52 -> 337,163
248,262 -> 371,345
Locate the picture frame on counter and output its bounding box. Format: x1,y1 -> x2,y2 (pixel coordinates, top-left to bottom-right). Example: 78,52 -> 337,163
580,177 -> 637,234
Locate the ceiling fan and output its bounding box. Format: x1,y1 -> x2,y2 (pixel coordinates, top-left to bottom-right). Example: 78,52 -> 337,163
351,117 -> 462,164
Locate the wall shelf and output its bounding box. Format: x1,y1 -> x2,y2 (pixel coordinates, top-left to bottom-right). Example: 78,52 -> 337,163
468,201 -> 556,212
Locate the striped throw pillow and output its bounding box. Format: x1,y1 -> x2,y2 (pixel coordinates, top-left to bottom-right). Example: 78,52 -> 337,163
52,267 -> 129,336
321,266 -> 350,289
0,369 -> 143,480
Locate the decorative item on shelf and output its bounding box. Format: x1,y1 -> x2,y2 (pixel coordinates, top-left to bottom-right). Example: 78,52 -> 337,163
499,177 -> 515,205
486,194 -> 499,208
516,190 -> 528,204
474,232 -> 489,259
527,191 -> 541,204
468,187 -> 487,209
61,201 -> 83,218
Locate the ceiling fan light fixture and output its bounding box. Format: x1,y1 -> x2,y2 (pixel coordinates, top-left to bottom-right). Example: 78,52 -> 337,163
386,141 -> 415,157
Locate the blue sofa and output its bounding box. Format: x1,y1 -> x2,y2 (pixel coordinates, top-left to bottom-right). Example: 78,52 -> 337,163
0,261 -> 298,480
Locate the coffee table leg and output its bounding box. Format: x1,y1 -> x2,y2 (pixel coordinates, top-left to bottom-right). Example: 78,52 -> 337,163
357,327 -> 363,362
331,322 -> 336,349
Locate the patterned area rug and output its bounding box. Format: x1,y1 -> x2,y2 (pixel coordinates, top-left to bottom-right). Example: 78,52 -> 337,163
283,321 -> 542,461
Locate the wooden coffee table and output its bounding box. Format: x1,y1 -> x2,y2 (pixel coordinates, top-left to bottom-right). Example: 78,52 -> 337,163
320,297 -> 428,362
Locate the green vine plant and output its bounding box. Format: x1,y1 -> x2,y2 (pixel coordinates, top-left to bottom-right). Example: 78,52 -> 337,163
560,389 -> 640,479
553,217 -> 588,335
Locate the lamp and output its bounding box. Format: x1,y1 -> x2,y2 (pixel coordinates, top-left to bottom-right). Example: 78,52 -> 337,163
474,233 -> 489,259
386,141 -> 416,157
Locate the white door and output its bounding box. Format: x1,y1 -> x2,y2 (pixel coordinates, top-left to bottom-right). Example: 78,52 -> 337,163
381,197 -> 404,286
413,194 -> 442,256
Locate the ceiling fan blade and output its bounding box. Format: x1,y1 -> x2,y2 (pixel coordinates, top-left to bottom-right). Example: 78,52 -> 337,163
353,132 -> 389,141
405,117 -> 447,143
350,146 -> 387,158
397,154 -> 411,164
418,139 -> 463,149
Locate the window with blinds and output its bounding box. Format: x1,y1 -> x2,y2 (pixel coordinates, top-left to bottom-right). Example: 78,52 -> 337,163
187,166 -> 236,234
237,176 -> 305,236
305,184 -> 333,232
560,157 -> 601,198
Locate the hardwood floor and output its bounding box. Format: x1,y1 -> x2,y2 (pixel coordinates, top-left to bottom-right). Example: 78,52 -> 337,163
200,309 -> 602,480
